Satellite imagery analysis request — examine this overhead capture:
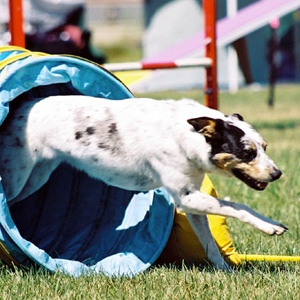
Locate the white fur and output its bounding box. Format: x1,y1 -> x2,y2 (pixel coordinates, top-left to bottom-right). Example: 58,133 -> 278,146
0,95 -> 287,271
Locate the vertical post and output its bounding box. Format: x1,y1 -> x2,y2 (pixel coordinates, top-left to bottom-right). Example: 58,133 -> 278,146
203,0 -> 218,109
227,0 -> 238,93
8,0 -> 25,47
294,10 -> 300,82
267,18 -> 279,107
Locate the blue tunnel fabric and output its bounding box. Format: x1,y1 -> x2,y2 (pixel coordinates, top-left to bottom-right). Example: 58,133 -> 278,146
0,47 -> 174,276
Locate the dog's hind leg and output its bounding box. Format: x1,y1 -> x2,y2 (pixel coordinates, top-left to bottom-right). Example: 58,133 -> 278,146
8,159 -> 61,206
186,213 -> 232,272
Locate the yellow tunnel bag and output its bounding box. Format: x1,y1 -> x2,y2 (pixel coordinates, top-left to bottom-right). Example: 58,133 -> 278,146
157,175 -> 242,267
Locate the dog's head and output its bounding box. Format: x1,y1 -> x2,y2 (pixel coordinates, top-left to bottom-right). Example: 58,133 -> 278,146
187,114 -> 281,191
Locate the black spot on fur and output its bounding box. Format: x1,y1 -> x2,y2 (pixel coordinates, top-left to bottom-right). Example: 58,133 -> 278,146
75,131 -> 83,140
86,126 -> 96,135
98,142 -> 110,150
108,123 -> 117,136
110,147 -> 119,154
82,141 -> 91,147
180,187 -> 191,196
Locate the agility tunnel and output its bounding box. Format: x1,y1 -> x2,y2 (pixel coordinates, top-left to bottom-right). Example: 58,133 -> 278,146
0,46 -> 178,277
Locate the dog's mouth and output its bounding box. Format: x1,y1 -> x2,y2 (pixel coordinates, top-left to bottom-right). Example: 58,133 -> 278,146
232,168 -> 268,191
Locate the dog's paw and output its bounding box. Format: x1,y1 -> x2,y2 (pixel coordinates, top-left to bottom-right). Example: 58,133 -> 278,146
270,223 -> 288,236
264,223 -> 288,236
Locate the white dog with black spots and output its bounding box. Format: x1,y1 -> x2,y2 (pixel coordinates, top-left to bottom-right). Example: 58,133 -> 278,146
0,96 -> 287,271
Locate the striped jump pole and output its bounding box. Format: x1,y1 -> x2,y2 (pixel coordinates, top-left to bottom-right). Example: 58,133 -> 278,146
103,57 -> 213,72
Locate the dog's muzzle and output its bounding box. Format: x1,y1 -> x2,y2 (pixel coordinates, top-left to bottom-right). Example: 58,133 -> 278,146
232,168 -> 282,191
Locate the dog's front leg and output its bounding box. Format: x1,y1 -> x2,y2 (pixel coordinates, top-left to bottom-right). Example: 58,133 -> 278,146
177,191 -> 288,236
186,213 -> 232,272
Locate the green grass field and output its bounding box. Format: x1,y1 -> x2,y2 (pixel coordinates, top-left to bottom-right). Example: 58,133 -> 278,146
0,85 -> 300,299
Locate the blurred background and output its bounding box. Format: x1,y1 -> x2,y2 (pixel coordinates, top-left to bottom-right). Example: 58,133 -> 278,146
1,0 -> 300,93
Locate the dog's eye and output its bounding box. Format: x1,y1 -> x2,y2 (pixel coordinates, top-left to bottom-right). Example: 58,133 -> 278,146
241,147 -> 257,162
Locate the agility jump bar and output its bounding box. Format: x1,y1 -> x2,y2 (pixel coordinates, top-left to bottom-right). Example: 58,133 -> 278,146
239,254 -> 300,262
103,58 -> 212,72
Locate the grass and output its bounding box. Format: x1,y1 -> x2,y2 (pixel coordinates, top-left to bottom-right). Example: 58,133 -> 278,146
1,84 -> 300,299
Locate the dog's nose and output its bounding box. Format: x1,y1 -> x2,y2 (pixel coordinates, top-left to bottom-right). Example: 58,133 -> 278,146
271,169 -> 282,181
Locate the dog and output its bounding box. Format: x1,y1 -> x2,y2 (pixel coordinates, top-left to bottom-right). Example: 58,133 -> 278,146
0,95 -> 287,271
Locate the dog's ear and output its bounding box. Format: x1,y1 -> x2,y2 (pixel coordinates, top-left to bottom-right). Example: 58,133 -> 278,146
231,113 -> 244,121
187,117 -> 224,141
